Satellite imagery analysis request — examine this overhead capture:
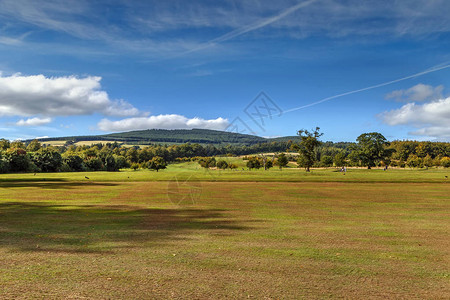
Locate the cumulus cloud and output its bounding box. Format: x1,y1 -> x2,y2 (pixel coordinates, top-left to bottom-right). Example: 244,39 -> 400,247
16,117 -> 52,126
0,73 -> 142,117
98,114 -> 229,132
380,96 -> 450,138
385,84 -> 444,102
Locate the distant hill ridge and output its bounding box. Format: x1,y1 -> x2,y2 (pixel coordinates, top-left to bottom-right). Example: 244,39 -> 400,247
37,128 -> 301,145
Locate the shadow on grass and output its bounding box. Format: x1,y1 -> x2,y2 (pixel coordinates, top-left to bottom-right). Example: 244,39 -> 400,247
0,202 -> 253,254
0,180 -> 118,189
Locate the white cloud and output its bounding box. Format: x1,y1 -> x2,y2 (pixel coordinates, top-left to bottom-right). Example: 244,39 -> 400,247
16,117 -> 52,126
0,73 -> 142,117
380,96 -> 450,138
98,114 -> 229,132
385,84 -> 444,102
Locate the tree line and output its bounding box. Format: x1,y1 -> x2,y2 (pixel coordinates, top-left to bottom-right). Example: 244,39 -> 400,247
0,130 -> 449,173
291,129 -> 450,170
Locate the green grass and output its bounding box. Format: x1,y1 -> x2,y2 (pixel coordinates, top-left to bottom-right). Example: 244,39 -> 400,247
0,168 -> 449,298
1,162 -> 449,183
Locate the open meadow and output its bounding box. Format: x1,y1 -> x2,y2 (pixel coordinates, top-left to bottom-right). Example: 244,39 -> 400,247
0,166 -> 449,299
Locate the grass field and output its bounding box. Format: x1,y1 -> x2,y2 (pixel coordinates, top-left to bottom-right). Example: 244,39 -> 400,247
0,167 -> 449,299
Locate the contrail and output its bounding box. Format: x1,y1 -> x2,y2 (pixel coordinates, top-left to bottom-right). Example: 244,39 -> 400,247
282,63 -> 450,114
182,0 -> 318,55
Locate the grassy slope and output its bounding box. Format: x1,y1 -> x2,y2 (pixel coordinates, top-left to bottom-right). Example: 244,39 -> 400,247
0,168 -> 449,298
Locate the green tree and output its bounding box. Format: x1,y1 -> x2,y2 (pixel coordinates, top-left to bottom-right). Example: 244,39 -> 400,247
353,132 -> 391,169
26,139 -> 42,152
246,157 -> 261,169
148,156 -> 167,172
276,153 -> 289,169
64,154 -> 84,171
333,152 -> 346,167
441,157 -> 450,168
292,127 -> 323,172
85,157 -> 103,171
6,148 -> 30,172
10,141 -> 25,149
216,160 -> 229,169
423,154 -> 433,168
406,154 -> 422,168
198,157 -> 216,168
32,148 -> 63,172
0,152 -> 10,173
320,155 -> 333,167
105,155 -> 118,171
0,139 -> 10,150
114,155 -> 130,169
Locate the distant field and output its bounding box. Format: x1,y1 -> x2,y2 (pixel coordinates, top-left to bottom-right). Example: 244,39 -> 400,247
0,168 -> 448,298
41,140 -> 67,147
74,140 -> 122,146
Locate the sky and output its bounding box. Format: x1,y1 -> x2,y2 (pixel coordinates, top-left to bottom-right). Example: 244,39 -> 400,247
1,0 -> 450,142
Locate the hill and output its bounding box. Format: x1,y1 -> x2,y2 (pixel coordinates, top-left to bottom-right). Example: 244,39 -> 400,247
37,128 -> 302,146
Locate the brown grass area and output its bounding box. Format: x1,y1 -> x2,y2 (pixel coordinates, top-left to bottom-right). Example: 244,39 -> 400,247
0,181 -> 448,299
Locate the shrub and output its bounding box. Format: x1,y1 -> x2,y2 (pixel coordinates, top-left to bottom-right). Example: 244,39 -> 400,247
406,154 -> 422,168
216,160 -> 229,169
441,157 -> 450,168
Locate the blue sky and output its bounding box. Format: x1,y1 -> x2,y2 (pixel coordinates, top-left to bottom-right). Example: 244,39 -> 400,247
1,0 -> 450,142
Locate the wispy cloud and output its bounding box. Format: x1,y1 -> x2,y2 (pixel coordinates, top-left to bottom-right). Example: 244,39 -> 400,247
385,84 -> 444,102
1,0 -> 449,57
181,0 -> 319,55
283,64 -> 450,114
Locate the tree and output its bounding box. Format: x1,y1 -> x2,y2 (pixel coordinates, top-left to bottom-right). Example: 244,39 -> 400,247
32,148 -> 63,172
333,152 -> 346,168
148,156 -> 167,172
26,139 -> 42,152
0,139 -> 10,150
406,154 -> 422,168
85,157 -> 103,171
440,157 -> 450,168
198,157 -> 216,168
105,155 -> 118,171
10,141 -> 25,149
423,155 -> 433,168
276,153 -> 288,169
216,160 -> 229,169
320,155 -> 333,167
352,132 -> 391,169
64,154 -> 84,171
246,157 -> 261,169
0,152 -> 10,173
292,127 -> 323,172
6,148 -> 30,172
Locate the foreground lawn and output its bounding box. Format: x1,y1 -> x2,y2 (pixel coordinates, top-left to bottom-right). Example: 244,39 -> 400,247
0,173 -> 449,298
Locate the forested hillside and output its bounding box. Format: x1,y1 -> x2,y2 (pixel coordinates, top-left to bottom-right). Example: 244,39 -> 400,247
37,128 -> 301,145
